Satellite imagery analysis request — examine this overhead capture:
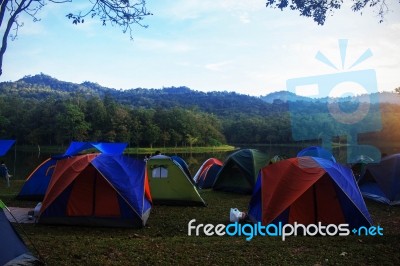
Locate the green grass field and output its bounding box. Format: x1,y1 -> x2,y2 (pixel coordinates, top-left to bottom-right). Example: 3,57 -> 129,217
1,180 -> 400,265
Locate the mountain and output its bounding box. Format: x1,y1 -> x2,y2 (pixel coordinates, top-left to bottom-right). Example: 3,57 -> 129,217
261,89 -> 400,105
1,73 -> 399,110
0,73 -> 280,118
260,91 -> 314,103
0,73 -> 108,100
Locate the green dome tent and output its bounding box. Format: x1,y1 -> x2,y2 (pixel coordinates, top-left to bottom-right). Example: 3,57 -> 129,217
147,155 -> 206,206
213,149 -> 269,194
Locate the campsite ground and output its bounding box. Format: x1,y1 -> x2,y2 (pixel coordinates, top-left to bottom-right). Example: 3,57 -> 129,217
1,180 -> 400,265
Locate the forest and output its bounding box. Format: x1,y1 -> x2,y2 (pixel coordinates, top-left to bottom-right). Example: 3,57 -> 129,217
0,74 -> 399,147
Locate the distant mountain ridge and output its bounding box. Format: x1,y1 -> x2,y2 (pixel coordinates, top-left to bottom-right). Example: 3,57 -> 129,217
260,91 -> 313,103
260,90 -> 400,105
0,74 -> 274,118
1,73 -> 399,106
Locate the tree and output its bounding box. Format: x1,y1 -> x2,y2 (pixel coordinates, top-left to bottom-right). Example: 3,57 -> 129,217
143,124 -> 160,148
85,97 -> 108,140
185,134 -> 198,149
265,0 -> 395,25
55,102 -> 90,144
0,0 -> 152,76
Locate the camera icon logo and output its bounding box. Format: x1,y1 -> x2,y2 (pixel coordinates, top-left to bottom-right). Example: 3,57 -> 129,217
286,39 -> 382,164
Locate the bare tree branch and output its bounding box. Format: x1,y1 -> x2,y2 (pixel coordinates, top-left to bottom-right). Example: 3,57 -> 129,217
65,0 -> 152,39
1,0 -> 28,75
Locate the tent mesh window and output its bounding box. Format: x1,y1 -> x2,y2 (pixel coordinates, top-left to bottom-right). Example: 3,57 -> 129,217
152,166 -> 168,179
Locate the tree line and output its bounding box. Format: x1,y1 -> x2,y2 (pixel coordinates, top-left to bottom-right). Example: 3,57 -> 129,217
2,93 -> 400,148
0,94 -> 227,148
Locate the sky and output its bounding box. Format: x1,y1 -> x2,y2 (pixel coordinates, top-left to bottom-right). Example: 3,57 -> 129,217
1,0 -> 400,96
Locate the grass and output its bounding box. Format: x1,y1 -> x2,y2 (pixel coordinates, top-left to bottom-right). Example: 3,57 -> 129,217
1,180 -> 400,265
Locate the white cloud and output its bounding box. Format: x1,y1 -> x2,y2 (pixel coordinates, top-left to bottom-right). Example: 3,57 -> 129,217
205,60 -> 234,72
239,13 -> 251,24
389,22 -> 400,30
135,37 -> 195,53
155,0 -> 264,23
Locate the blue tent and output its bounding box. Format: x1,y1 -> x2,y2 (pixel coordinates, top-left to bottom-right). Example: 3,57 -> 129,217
18,141 -> 127,200
0,200 -> 41,265
297,146 -> 336,163
248,156 -> 372,229
0,139 -> 15,156
358,154 -> 400,205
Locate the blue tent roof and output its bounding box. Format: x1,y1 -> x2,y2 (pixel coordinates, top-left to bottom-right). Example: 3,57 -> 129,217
51,141 -> 128,159
63,141 -> 127,156
297,146 -> 336,163
0,140 -> 15,156
91,154 -> 152,216
312,157 -> 371,226
171,155 -> 192,179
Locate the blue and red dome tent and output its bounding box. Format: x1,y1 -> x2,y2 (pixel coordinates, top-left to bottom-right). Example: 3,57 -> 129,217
248,156 -> 372,228
39,153 -> 152,227
193,158 -> 222,189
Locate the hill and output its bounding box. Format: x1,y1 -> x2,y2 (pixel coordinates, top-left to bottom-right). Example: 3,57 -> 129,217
0,73 -> 280,118
2,73 -> 399,109
260,90 -> 313,103
261,89 -> 400,105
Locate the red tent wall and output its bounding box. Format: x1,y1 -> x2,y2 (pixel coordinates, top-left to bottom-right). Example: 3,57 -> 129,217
66,164 -> 120,217
261,159 -> 346,225
287,175 -> 345,225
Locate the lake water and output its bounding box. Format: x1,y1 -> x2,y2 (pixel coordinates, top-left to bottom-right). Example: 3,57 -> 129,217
2,145 -> 399,180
